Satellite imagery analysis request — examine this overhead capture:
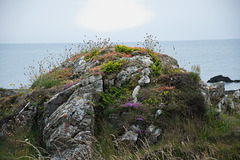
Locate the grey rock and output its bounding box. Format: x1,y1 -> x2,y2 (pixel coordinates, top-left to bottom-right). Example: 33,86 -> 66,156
145,124 -> 161,145
120,130 -> 138,142
233,90 -> 240,99
218,95 -> 235,113
145,124 -> 156,136
43,75 -> 103,157
72,57 -> 99,76
161,56 -> 179,68
209,82 -> 225,98
50,144 -> 92,160
155,110 -> 162,118
44,87 -> 75,119
116,66 -> 140,87
199,80 -> 212,106
138,76 -> 150,86
138,68 -> 151,86
129,56 -> 153,67
72,57 -> 87,74
132,85 -> 140,103
129,125 -> 140,133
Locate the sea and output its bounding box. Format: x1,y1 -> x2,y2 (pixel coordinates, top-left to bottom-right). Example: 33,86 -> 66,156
0,39 -> 240,91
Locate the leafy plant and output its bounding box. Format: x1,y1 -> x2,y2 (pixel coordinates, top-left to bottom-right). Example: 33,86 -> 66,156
148,52 -> 162,76
101,60 -> 123,74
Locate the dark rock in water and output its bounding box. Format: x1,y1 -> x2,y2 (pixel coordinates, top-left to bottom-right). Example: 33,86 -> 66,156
207,75 -> 233,83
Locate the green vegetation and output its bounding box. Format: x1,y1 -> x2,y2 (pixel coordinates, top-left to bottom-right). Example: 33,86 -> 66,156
148,52 -> 162,76
115,44 -> 141,54
189,71 -> 200,83
101,60 -> 123,74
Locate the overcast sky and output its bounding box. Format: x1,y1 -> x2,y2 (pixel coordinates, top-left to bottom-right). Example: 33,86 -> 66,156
0,0 -> 240,43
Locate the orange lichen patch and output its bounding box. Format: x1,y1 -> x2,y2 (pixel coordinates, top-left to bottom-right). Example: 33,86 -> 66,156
97,52 -> 119,62
162,54 -> 168,57
151,85 -> 175,93
89,66 -> 100,72
120,53 -> 132,57
66,53 -> 83,62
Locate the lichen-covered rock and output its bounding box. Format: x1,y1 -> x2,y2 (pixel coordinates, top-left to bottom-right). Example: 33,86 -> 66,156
233,90 -> 240,99
145,124 -> 161,145
132,85 -> 140,103
218,95 -> 235,113
155,110 -> 162,118
129,55 -> 153,67
116,66 -> 141,87
209,82 -> 225,98
199,80 -> 212,107
138,68 -> 151,86
72,57 -> 99,76
43,75 -> 103,159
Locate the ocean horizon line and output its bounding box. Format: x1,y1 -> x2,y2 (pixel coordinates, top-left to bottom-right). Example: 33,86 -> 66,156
1,38 -> 240,45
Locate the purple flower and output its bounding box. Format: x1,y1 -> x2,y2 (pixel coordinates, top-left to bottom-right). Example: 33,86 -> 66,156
136,118 -> 144,121
137,129 -> 143,134
122,101 -> 141,108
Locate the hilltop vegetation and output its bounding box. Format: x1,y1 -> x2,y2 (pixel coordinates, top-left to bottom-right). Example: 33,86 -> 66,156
0,35 -> 240,160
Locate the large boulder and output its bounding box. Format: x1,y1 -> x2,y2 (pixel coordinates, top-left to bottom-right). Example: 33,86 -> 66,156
43,75 -> 103,159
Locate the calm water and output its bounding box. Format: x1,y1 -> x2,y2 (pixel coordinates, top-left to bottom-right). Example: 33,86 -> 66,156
0,39 -> 240,90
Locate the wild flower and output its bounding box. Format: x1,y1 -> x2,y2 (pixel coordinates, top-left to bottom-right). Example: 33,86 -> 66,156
122,102 -> 141,109
136,118 -> 144,121
137,129 -> 144,134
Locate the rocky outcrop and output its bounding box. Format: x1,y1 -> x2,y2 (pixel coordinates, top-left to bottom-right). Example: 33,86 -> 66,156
218,95 -> 235,113
209,82 -> 225,98
43,75 -> 103,159
0,88 -> 17,98
207,75 -> 240,83
0,44 -> 217,159
233,90 -> 240,99
199,80 -> 212,107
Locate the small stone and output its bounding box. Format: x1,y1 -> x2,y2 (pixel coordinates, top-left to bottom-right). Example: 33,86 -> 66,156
120,131 -> 138,142
132,85 -> 141,103
155,110 -> 162,118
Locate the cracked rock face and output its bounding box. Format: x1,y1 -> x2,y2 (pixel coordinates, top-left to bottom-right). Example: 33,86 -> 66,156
43,75 -> 103,159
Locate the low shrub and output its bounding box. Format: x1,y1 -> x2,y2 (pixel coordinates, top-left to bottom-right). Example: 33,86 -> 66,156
188,72 -> 200,83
